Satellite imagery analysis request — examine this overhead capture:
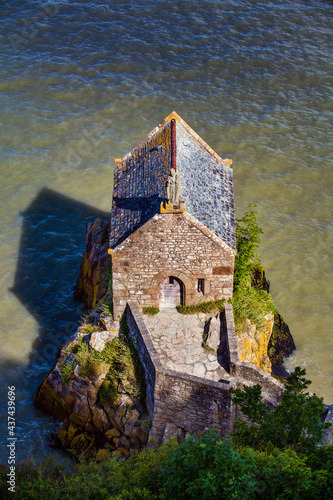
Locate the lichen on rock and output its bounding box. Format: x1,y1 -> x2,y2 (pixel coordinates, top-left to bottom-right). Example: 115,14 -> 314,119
235,314 -> 274,374
34,315 -> 150,460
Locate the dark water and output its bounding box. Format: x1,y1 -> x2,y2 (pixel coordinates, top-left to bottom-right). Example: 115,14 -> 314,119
0,0 -> 332,462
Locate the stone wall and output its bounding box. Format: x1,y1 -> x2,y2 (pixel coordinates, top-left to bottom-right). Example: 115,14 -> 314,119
126,302 -> 233,443
152,370 -> 232,442
125,303 -> 161,418
125,302 -> 284,444
112,212 -> 235,318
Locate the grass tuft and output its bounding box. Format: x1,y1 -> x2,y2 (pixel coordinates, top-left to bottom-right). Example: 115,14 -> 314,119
177,299 -> 225,315
142,306 -> 160,316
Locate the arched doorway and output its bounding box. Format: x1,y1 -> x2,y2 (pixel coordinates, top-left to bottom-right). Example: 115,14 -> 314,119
159,276 -> 184,310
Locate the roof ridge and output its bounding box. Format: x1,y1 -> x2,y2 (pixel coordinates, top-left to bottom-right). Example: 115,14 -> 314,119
115,111 -> 232,169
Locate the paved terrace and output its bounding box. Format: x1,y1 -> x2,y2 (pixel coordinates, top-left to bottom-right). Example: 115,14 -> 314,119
143,310 -> 231,383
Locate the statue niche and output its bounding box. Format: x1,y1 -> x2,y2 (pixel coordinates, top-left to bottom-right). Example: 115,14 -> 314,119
160,168 -> 186,214
166,168 -> 180,205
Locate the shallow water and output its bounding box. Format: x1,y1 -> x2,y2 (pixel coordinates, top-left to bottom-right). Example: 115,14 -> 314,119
0,0 -> 332,462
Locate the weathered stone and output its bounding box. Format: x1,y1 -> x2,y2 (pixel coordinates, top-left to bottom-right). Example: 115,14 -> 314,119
206,316 -> 220,351
192,364 -> 206,378
99,314 -> 120,336
162,422 -> 185,443
236,315 -> 273,374
89,331 -> 109,352
105,428 -> 120,441
91,406 -> 109,433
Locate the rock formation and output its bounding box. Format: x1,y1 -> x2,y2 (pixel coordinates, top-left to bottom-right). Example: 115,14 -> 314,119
75,218 -> 111,310
34,219 -> 297,457
34,316 -> 150,460
235,314 -> 274,374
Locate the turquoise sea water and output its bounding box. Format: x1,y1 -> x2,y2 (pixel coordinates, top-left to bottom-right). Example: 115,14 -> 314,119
0,0 -> 332,461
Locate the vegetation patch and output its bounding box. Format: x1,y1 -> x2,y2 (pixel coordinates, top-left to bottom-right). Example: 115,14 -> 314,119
102,256 -> 112,291
177,299 -> 225,315
80,323 -> 101,335
232,204 -> 276,329
142,306 -> 160,316
100,293 -> 113,317
98,318 -> 146,409
3,414 -> 332,499
59,319 -> 146,408
230,367 -> 330,454
59,357 -> 75,385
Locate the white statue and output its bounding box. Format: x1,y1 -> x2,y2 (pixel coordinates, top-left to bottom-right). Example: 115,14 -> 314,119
166,168 -> 180,205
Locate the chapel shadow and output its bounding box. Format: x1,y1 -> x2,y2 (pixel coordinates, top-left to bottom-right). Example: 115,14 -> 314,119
111,194 -> 161,247
6,187 -> 109,379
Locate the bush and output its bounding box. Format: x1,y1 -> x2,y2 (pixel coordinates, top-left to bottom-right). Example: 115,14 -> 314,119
230,367 -> 331,455
142,306 -> 160,316
232,205 -> 276,328
161,430 -> 257,499
1,429 -> 332,499
177,299 -> 225,315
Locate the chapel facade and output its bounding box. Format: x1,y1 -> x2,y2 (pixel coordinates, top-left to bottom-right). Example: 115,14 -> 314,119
108,112 -> 236,318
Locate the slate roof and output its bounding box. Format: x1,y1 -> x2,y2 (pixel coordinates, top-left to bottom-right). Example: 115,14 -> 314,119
109,111 -> 236,250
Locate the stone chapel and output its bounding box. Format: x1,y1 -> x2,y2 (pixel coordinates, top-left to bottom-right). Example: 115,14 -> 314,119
108,111 -> 236,318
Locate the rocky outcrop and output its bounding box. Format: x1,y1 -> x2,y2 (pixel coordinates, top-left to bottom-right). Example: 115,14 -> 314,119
251,266 -> 295,371
251,266 -> 270,293
268,312 -> 296,365
75,218 -> 110,310
235,314 -> 274,374
34,322 -> 150,460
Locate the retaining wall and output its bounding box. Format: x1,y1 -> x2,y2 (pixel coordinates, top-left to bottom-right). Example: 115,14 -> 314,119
126,301 -> 283,443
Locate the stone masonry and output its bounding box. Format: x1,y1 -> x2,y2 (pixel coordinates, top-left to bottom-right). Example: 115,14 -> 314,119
111,211 -> 234,319
125,302 -> 285,443
143,309 -> 231,382
107,113 -> 295,443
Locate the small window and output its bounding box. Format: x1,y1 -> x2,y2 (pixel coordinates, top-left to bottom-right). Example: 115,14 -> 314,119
198,279 -> 204,294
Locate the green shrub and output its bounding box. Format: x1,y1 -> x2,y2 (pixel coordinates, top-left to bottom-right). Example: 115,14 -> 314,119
161,429 -> 257,499
102,256 -> 113,291
177,299 -> 225,315
101,299 -> 113,317
232,284 -> 276,329
80,323 -> 101,335
59,358 -> 75,384
232,205 -> 276,328
2,429 -> 332,499
142,306 -> 160,316
230,367 -> 331,455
